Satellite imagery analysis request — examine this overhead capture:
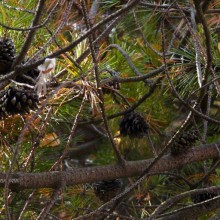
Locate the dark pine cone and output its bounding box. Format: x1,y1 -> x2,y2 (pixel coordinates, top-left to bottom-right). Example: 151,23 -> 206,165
0,86 -> 39,118
92,179 -> 123,202
170,130 -> 198,156
192,191 -> 217,205
120,111 -> 149,138
0,38 -> 16,74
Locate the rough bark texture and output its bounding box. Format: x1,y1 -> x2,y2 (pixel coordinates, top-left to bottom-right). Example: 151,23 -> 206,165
2,142 -> 220,189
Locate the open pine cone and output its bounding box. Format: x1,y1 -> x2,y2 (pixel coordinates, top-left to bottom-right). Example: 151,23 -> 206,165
0,86 -> 39,118
92,179 -> 123,202
0,38 -> 16,74
170,130 -> 199,156
120,111 -> 149,138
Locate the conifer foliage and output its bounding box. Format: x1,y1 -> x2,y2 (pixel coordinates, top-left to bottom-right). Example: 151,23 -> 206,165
1,0 -> 220,219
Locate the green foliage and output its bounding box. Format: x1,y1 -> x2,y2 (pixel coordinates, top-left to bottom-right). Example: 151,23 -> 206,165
1,0 -> 220,219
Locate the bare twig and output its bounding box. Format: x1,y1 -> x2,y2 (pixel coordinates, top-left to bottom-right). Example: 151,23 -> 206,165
107,44 -> 143,76
149,187 -> 220,220
12,0 -> 46,67
101,65 -> 165,84
190,4 -> 203,87
76,16 -> 122,64
0,0 -> 142,86
29,0 -> 73,61
81,0 -> 125,164
23,107 -> 53,170
50,95 -> 87,170
2,0 -> 34,14
18,190 -> 36,220
193,0 -> 212,84
36,181 -> 65,220
202,85 -> 212,143
0,1 -> 60,32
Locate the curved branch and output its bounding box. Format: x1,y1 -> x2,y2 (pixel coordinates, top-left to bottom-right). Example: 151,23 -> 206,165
101,65 -> 165,84
157,191 -> 220,220
107,44 -> 143,76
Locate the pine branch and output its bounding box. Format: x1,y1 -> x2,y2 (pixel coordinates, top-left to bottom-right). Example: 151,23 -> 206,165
0,142 -> 219,190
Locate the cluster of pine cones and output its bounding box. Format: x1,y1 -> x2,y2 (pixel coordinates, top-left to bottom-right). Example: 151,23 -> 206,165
92,113 -> 148,201
170,130 -> 199,156
120,111 -> 149,138
0,37 -> 39,118
92,179 -> 123,202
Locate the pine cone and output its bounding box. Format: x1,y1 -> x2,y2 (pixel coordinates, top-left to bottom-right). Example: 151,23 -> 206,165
0,60 -> 13,75
0,86 -> 38,118
120,111 -> 149,138
0,38 -> 16,74
192,192 -> 217,205
0,38 -> 16,62
170,130 -> 198,156
92,179 -> 123,202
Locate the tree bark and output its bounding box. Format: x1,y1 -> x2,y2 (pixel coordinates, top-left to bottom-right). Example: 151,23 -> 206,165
2,141 -> 220,190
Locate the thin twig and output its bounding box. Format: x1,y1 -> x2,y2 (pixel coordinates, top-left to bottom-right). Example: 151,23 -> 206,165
146,130 -> 157,157
81,0 -> 125,164
133,11 -> 164,57
202,85 -> 212,143
100,65 -> 165,84
12,0 -> 46,67
149,187 -> 220,220
76,16 -> 122,64
36,181 -> 65,220
18,190 -> 36,220
23,107 -> 53,170
107,44 -> 142,76
2,0 -> 34,14
50,95 -> 87,170
193,157 -> 220,189
193,0 -> 212,85
190,3 -> 203,87
29,0 -> 73,62
0,1 -> 60,32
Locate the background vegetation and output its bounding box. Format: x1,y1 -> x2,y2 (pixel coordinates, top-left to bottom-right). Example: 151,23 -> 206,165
1,0 -> 220,219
